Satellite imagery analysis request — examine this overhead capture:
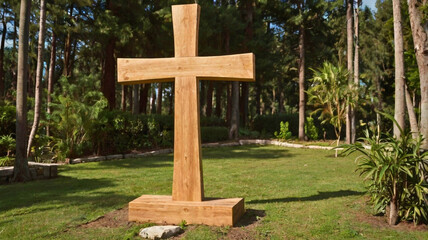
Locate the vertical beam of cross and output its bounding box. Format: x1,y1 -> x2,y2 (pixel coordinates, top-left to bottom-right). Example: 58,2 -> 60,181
171,4 -> 204,202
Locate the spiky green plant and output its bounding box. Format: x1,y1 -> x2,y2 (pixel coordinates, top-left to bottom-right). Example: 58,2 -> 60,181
342,113 -> 428,225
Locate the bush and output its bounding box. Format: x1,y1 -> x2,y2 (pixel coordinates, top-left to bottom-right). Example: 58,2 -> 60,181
200,116 -> 227,127
274,121 -> 292,140
201,127 -> 229,143
252,113 -> 299,136
342,114 -> 428,225
305,117 -> 319,140
0,102 -> 16,136
0,134 -> 15,157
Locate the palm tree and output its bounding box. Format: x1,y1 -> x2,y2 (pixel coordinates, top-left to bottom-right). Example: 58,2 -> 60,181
307,62 -> 354,146
13,0 -> 32,181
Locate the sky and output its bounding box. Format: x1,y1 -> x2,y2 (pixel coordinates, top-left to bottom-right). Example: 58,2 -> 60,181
363,0 -> 377,12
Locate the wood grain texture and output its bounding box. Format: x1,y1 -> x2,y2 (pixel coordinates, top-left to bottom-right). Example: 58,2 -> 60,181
117,53 -> 255,84
172,4 -> 200,57
129,195 -> 245,226
172,76 -> 204,201
116,3 -> 255,225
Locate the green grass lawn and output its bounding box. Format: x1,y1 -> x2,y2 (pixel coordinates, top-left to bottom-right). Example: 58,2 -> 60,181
1,145 -> 427,239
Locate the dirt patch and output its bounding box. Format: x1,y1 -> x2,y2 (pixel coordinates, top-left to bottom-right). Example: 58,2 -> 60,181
224,209 -> 265,240
80,206 -> 132,228
354,199 -> 428,232
79,207 -> 265,239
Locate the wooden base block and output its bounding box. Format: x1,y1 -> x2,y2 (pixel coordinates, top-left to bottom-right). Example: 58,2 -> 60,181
128,195 -> 245,226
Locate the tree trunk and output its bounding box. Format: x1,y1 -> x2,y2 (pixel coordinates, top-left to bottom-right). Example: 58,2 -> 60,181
200,81 -> 206,115
226,83 -> 232,124
375,76 -> 384,129
27,0 -> 47,157
46,32 -> 56,137
206,81 -> 213,117
388,182 -> 399,225
241,83 -> 249,127
63,5 -> 73,77
169,83 -> 174,115
229,82 -> 240,139
121,85 -> 127,111
14,0 -> 32,182
256,82 -> 261,115
405,84 -> 419,138
298,23 -> 305,141
102,38 -> 116,109
352,0 -> 360,143
392,0 -> 406,138
151,84 -> 156,114
140,84 -> 149,114
132,85 -> 139,114
156,83 -> 162,114
346,0 -> 353,144
215,83 -> 223,118
408,0 -> 428,147
0,11 -> 6,98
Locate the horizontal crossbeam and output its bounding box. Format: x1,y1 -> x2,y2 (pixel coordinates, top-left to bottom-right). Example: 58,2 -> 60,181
117,53 -> 255,84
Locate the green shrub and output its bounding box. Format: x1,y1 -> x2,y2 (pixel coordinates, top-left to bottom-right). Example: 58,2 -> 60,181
239,128 -> 260,138
0,134 -> 15,157
252,113 -> 299,137
200,116 -> 227,127
0,102 -> 16,136
0,156 -> 14,167
305,117 -> 319,140
342,113 -> 428,225
201,127 -> 229,143
274,121 -> 292,140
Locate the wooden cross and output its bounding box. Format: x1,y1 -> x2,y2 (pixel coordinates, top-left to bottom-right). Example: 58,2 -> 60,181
117,4 -> 254,226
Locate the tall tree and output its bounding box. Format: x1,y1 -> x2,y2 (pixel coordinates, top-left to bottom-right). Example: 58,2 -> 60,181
408,0 -> 428,148
352,0 -> 360,143
206,82 -> 213,117
46,32 -> 55,137
392,0 -> 406,140
132,85 -> 139,114
156,83 -> 162,114
298,0 -> 305,141
229,82 -> 240,139
27,0 -> 47,157
13,0 -> 31,181
0,6 -> 6,98
389,0 -> 406,224
346,0 -> 353,144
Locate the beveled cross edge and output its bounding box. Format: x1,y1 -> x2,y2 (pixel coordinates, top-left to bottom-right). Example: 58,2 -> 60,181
117,4 -> 255,202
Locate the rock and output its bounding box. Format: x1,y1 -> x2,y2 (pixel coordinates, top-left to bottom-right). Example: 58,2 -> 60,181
139,225 -> 181,239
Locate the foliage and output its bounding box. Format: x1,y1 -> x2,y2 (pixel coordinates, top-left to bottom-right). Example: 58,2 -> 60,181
305,117 -> 319,140
0,102 -> 16,137
0,134 -> 15,158
0,156 -> 14,167
201,127 -> 229,143
274,121 -> 293,140
239,128 -> 260,138
342,114 -> 428,224
200,116 -> 227,127
49,76 -> 108,160
252,113 -> 299,137
307,61 -> 354,145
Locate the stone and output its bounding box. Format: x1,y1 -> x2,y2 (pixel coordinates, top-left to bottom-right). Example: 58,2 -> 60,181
106,154 -> 124,160
139,226 -> 181,239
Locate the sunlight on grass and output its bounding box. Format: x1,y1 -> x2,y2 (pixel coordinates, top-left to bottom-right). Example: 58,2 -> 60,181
1,145 -> 427,239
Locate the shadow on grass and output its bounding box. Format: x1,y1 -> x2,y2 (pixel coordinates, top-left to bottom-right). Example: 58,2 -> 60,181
0,176 -> 133,213
82,145 -> 293,171
235,209 -> 266,227
248,190 -> 364,204
203,145 -> 294,160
